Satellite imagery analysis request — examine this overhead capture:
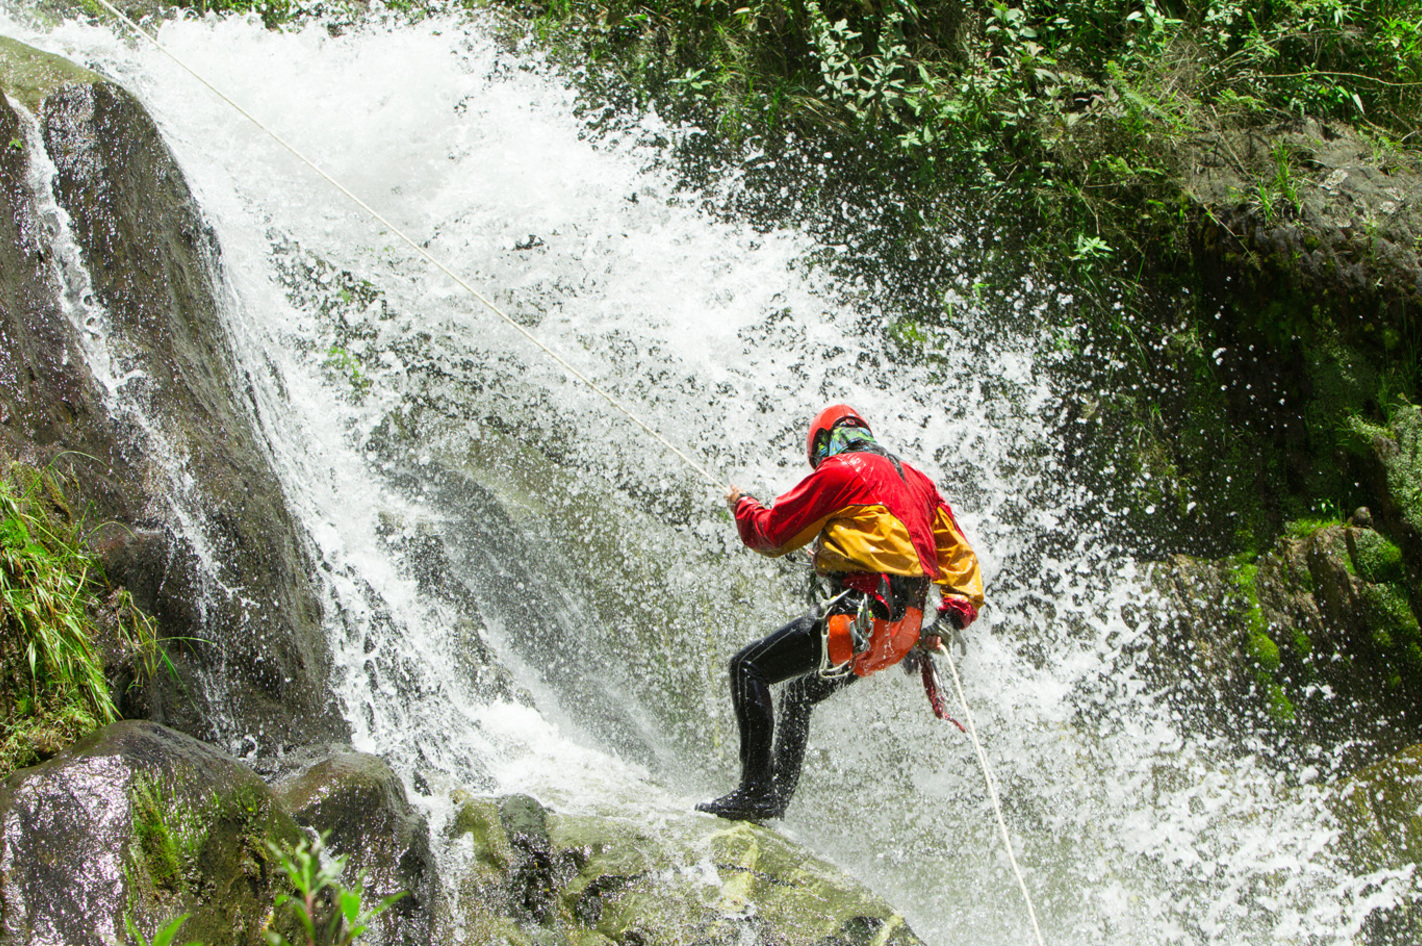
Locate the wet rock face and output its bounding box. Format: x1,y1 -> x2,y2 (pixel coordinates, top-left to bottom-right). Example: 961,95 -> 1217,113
1332,744 -> 1422,873
1152,515 -> 1422,758
1189,121 -> 1422,354
0,39 -> 346,750
446,793 -> 926,945
1329,743 -> 1422,945
274,749 -> 441,945
0,46 -> 109,473
0,720 -> 303,946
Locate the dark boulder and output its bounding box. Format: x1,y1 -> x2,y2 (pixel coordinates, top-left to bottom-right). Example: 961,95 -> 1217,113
0,720 -> 304,946
274,749 -> 440,945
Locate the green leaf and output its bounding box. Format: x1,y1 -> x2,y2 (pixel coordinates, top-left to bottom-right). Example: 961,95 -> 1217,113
339,887 -> 362,924
151,915 -> 194,946
0,515 -> 29,550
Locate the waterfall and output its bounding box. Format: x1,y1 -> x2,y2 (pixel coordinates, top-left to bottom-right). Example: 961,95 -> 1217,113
3,8 -> 1408,943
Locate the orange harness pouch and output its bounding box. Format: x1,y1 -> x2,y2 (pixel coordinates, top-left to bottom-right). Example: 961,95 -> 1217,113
825,606 -> 925,678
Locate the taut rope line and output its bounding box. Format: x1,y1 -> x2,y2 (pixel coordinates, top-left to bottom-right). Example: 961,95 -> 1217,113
939,645 -> 1047,946
90,0 -> 723,491
84,5 -> 1045,937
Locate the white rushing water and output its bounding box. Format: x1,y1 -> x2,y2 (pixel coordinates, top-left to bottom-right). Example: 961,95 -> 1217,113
4,7 -> 1411,943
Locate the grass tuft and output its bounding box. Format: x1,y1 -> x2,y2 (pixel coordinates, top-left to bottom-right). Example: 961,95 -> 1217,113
0,460 -> 160,775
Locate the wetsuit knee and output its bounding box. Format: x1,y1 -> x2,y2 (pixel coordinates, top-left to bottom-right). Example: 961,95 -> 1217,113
728,644 -> 768,691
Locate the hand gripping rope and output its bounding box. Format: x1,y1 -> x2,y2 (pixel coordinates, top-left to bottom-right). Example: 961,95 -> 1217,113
85,4 -> 1045,941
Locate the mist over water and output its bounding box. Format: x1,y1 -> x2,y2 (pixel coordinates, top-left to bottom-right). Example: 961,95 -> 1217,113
4,7 -> 1410,943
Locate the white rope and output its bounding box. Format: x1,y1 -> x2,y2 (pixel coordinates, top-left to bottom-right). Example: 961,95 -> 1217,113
89,0 -> 725,492
87,10 -> 1045,937
938,646 -> 1047,946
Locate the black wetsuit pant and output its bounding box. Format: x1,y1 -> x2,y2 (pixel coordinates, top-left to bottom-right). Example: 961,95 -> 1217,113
728,609 -> 857,807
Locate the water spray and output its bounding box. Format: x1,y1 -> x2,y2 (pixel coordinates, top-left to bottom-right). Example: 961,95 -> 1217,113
81,5 -> 1046,941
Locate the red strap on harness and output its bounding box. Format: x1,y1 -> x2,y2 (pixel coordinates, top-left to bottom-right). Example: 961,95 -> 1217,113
920,656 -> 966,732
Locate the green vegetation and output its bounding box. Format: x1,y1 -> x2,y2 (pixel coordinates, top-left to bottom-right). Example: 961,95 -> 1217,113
1285,516 -> 1341,538
129,774 -> 212,894
126,914 -> 199,946
266,832 -> 406,946
1350,528 -> 1405,583
1228,556 -> 1297,722
491,0 -> 1422,263
0,461 -> 160,775
322,346 -> 372,402
124,831 -> 402,946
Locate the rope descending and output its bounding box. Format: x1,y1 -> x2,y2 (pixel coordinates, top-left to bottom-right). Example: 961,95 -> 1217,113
940,644 -> 1048,946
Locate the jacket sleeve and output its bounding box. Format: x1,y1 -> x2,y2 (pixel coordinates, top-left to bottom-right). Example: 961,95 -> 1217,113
733,463 -> 857,557
928,486 -> 984,626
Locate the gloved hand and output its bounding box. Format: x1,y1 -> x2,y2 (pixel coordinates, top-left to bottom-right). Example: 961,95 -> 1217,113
937,594 -> 977,631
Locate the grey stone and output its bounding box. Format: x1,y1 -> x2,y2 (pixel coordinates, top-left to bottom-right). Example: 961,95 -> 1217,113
0,720 -> 304,946
275,749 -> 441,946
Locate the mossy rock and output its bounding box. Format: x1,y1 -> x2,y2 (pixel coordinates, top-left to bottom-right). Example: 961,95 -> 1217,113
0,35 -> 100,115
0,720 -> 303,945
449,791 -> 517,873
1149,522 -> 1422,751
446,792 -> 925,945
1346,406 -> 1422,546
1349,528 -> 1407,585
1389,406 -> 1422,538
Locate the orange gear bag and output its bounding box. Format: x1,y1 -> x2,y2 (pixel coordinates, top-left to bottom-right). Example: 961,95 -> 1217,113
825,606 -> 924,677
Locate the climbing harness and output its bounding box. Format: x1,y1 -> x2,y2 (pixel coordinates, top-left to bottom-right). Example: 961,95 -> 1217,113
80,6 -> 1047,939
814,589 -> 866,679
815,574 -> 925,679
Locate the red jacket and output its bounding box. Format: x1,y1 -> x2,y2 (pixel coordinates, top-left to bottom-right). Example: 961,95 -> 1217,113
733,450 -> 984,625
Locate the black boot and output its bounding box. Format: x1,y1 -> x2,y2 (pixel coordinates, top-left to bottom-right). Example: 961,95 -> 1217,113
698,637 -> 788,822
696,784 -> 784,822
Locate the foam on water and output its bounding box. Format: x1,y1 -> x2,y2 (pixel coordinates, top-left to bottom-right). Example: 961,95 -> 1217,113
3,8 -> 1408,943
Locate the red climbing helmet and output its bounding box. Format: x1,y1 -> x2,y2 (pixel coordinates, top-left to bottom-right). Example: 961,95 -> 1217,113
806,404 -> 870,468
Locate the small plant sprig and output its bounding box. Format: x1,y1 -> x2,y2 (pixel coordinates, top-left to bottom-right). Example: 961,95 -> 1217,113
125,914 -> 200,946
266,832 -> 405,946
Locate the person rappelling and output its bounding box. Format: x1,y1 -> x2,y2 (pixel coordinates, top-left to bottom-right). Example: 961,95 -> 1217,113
697,404 -> 985,822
